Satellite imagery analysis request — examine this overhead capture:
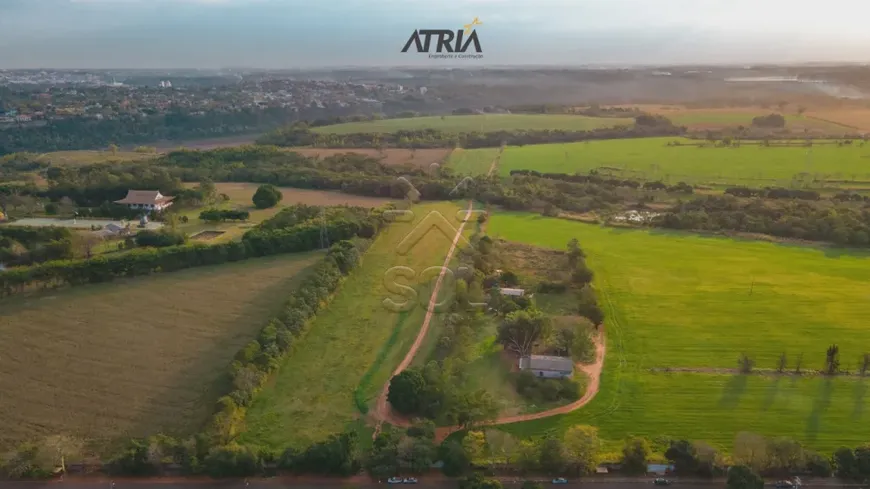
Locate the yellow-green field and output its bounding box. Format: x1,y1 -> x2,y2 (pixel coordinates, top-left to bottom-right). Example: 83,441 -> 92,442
312,114 -> 633,135
498,137 -> 870,186
488,212 -> 870,452
0,252 -> 322,452
241,201 -> 473,449
445,148 -> 501,176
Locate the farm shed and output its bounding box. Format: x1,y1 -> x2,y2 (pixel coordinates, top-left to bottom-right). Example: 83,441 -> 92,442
500,287 -> 525,297
519,355 -> 574,378
647,464 -> 675,475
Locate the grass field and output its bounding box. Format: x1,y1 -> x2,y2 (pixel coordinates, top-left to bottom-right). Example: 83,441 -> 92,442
36,150 -> 155,166
445,148 -> 501,176
0,252 -> 322,452
240,201 -> 473,450
487,213 -> 870,452
176,183 -> 396,242
616,105 -> 853,132
311,114 -> 633,135
498,137 -> 870,186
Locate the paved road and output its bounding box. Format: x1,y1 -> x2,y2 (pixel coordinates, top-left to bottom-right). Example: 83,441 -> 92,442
0,482 -> 714,489
0,479 -> 863,489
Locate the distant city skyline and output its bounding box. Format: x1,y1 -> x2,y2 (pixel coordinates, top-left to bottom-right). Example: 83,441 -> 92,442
1,0 -> 870,69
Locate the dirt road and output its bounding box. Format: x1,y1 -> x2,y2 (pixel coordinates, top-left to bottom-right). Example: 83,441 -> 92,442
433,332 -> 606,441
371,201 -> 476,436
369,182 -> 608,438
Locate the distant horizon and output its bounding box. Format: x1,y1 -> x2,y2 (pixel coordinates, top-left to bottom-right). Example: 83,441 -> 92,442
3,60 -> 870,72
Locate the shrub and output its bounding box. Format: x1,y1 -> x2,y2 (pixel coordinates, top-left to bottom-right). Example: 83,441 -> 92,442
252,184 -> 283,209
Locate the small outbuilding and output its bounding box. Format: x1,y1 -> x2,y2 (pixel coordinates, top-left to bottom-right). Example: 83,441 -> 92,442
499,287 -> 525,297
519,355 -> 574,378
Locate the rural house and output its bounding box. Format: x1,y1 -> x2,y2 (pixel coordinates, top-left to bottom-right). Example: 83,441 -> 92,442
114,190 -> 174,212
518,355 -> 574,378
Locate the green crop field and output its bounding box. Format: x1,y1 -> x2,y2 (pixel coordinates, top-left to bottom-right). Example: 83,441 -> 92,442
498,137 -> 870,186
0,252 -> 322,452
487,212 -> 870,452
311,114 -> 633,135
241,201 -> 475,450
667,113 -> 849,132
445,148 -> 501,176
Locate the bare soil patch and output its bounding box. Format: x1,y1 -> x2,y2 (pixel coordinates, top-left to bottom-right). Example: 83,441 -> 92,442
289,148 -> 452,169
499,241 -> 570,283
200,182 -> 396,208
190,230 -> 225,241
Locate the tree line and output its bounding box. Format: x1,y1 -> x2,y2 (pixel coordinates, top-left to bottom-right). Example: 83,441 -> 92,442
0,104 -> 374,155
0,204 -> 392,297
655,195 -> 870,247
256,118 -> 685,150
725,186 -> 820,201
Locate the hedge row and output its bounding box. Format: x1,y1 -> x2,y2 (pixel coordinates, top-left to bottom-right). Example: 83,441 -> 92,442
0,209 -> 391,297
199,209 -> 250,222
204,239 -> 370,455
105,214 -> 390,477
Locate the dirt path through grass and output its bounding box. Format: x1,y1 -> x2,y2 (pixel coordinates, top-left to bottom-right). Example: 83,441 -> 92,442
371,201 -> 475,437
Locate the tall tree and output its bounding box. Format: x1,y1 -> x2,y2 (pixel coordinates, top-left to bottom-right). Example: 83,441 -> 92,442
497,308 -> 551,357
621,437 -> 650,474
733,432 -> 769,473
563,425 -> 601,475
727,465 -> 764,489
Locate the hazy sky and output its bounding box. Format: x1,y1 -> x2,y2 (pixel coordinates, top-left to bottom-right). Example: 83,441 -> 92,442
1,0 -> 870,68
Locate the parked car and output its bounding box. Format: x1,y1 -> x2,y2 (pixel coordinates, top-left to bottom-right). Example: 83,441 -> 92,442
552,478 -> 569,484
774,481 -> 794,488
654,479 -> 672,486
387,477 -> 403,484
403,478 -> 418,484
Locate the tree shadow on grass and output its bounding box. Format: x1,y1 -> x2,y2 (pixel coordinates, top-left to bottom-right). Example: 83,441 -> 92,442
805,377 -> 834,442
761,376 -> 782,411
853,378 -> 867,421
718,374 -> 748,409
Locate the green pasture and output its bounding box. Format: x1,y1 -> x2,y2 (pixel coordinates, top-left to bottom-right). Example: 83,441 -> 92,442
487,212 -> 870,452
241,201 -> 473,449
445,147 -> 501,176
311,114 -> 632,135
498,137 -> 870,186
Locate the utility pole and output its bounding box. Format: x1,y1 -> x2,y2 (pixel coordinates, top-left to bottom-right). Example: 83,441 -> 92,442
319,207 -> 329,250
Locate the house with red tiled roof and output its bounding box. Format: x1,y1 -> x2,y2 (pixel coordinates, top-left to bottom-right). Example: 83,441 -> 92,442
114,190 -> 174,212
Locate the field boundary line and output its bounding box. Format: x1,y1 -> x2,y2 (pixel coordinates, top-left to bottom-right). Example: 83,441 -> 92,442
486,146 -> 505,177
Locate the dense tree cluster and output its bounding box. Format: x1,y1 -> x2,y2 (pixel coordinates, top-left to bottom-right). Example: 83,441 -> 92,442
0,226 -> 74,266
0,105 -> 370,155
508,170 -> 641,189
365,424 -> 437,478
725,186 -> 820,201
656,195 -> 870,247
751,113 -> 787,128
